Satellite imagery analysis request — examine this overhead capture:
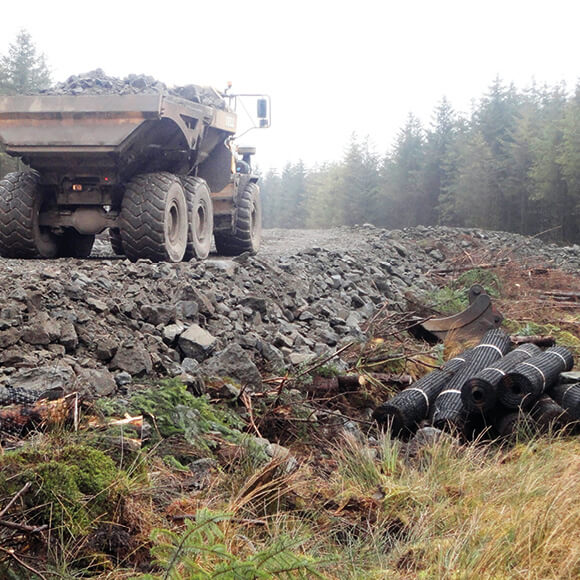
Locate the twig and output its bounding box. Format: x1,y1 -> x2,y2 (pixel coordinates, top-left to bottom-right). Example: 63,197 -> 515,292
239,392 -> 262,438
0,481 -> 31,518
0,547 -> 47,580
428,261 -> 508,275
0,519 -> 48,533
295,341 -> 356,379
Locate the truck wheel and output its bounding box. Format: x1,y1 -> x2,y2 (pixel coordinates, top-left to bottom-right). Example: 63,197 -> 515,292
181,176 -> 214,260
0,170 -> 59,258
109,228 -> 124,255
58,229 -> 95,258
119,172 -> 188,262
214,182 -> 262,256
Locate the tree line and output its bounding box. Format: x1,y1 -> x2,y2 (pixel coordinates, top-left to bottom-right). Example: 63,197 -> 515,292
261,79 -> 580,243
1,30 -> 579,242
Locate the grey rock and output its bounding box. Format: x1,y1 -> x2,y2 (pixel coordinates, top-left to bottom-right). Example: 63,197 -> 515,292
59,321 -> 79,351
240,296 -> 268,316
176,300 -> 199,320
76,367 -> 116,397
0,328 -> 21,348
178,324 -> 217,361
141,304 -> 176,326
288,351 -> 312,366
86,297 -> 108,312
96,336 -> 118,361
202,342 -> 263,390
110,341 -> 153,376
115,372 -> 132,386
10,364 -> 75,393
181,357 -> 202,375
163,322 -> 185,344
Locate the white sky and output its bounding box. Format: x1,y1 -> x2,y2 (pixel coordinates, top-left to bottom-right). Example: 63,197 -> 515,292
2,0 -> 578,171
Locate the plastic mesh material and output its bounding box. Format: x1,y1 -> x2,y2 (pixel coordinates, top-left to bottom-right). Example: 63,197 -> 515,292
0,385 -> 44,406
530,395 -> 570,431
549,382 -> 580,421
493,410 -> 524,438
372,352 -> 471,435
499,347 -> 574,409
461,343 -> 541,413
431,328 -> 511,432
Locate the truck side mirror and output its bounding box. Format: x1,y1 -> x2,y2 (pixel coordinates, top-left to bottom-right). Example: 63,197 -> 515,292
257,98 -> 268,119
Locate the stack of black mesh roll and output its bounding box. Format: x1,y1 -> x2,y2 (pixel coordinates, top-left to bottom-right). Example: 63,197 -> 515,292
431,328 -> 512,432
461,343 -> 541,413
372,351 -> 472,435
492,394 -> 570,439
549,382 -> 580,420
499,347 -> 574,409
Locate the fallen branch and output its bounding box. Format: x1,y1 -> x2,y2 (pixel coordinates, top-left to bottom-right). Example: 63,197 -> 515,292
0,519 -> 48,533
510,335 -> 556,347
0,546 -> 47,580
428,261 -> 509,276
295,341 -> 356,379
0,482 -> 31,518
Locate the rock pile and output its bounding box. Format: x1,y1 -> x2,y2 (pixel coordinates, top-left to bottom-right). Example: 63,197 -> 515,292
0,225 -> 579,403
35,69 -> 226,109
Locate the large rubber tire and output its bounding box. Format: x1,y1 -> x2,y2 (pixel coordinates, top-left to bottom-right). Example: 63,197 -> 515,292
214,182 -> 262,256
58,229 -> 95,258
119,172 -> 188,263
109,228 -> 124,255
181,176 -> 214,261
0,170 -> 59,258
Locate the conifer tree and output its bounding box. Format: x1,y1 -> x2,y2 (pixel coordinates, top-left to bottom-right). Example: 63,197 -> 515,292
0,29 -> 51,94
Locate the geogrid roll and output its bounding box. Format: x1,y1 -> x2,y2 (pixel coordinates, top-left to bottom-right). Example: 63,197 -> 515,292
499,347 -> 574,409
0,385 -> 43,406
493,410 -> 528,439
461,343 -> 541,413
431,328 -> 512,432
372,352 -> 472,435
548,382 -> 580,420
530,395 -> 570,431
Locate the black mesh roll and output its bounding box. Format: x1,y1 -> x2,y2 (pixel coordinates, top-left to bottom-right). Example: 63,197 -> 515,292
499,347 -> 574,409
461,344 -> 541,413
372,352 -> 471,435
549,382 -> 580,420
431,328 -> 511,432
493,410 -> 527,439
530,395 -> 571,432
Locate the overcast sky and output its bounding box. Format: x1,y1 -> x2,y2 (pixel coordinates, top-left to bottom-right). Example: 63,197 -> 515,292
2,0 -> 579,171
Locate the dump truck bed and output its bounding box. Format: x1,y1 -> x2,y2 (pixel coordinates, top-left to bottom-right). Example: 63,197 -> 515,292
0,94 -> 237,183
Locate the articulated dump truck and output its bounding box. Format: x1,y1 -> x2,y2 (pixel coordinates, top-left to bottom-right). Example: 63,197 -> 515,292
0,91 -> 269,261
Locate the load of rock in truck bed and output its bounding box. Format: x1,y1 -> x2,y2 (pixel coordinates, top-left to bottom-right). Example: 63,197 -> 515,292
34,68 -> 227,110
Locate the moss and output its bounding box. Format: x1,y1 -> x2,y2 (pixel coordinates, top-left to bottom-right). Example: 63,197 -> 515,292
315,364 -> 342,378
162,455 -> 190,472
0,443 -> 121,536
504,320 -> 580,357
